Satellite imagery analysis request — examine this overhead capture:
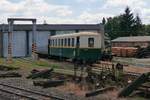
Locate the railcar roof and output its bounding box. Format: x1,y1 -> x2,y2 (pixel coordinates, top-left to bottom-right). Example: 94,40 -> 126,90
50,32 -> 100,38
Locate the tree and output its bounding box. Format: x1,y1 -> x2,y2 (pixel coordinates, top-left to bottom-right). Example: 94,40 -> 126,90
133,14 -> 144,35
104,6 -> 146,40
120,6 -> 135,36
105,16 -> 122,39
144,25 -> 150,35
102,17 -> 106,25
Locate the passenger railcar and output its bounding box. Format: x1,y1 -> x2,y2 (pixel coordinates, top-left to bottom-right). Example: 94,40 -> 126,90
48,32 -> 103,63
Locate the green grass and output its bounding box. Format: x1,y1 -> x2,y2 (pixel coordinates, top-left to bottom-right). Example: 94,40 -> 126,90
0,58 -> 62,70
51,64 -> 60,69
0,58 -> 87,77
34,60 -> 50,67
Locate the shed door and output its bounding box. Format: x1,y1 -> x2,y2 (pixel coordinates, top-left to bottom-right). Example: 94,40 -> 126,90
3,31 -> 26,57
29,31 -> 50,55
3,33 -> 8,57
36,31 -> 50,54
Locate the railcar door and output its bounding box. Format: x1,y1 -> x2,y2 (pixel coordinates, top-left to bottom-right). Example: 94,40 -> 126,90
75,36 -> 80,59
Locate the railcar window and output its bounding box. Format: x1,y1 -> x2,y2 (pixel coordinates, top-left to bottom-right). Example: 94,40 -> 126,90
53,39 -> 54,46
50,39 -> 52,46
50,40 -> 52,46
72,38 -> 74,47
64,38 -> 67,46
88,38 -> 94,47
68,38 -> 70,46
53,39 -> 55,46
49,39 -> 51,46
61,39 -> 63,46
51,39 -> 53,46
58,39 -> 60,46
76,37 -> 80,47
55,39 -> 57,46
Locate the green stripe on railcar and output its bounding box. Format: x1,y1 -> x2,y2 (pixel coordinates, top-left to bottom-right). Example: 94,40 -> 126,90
49,47 -> 75,58
77,48 -> 101,61
48,47 -> 101,61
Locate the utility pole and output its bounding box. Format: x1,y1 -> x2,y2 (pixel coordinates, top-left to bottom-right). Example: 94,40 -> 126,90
7,20 -> 13,63
32,19 -> 38,60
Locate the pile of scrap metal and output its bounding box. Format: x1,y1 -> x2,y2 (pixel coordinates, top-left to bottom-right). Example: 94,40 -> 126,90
118,72 -> 150,98
33,80 -> 65,88
27,68 -> 65,88
85,86 -> 117,97
26,68 -> 54,79
136,46 -> 150,58
86,62 -> 124,88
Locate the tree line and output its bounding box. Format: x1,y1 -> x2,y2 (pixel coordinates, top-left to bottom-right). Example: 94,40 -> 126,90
102,6 -> 150,40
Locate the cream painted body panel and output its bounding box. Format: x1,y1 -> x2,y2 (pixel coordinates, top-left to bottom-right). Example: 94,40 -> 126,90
50,32 -> 102,49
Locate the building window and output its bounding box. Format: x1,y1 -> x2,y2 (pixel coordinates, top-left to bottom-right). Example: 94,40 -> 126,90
88,38 -> 94,47
68,38 -> 70,46
72,38 -> 74,47
64,38 -> 67,46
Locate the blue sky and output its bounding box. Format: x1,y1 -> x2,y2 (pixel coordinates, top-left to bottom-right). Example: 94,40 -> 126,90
0,0 -> 150,24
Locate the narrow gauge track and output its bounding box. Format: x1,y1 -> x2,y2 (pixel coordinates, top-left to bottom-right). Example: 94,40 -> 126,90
0,83 -> 64,100
16,58 -> 144,77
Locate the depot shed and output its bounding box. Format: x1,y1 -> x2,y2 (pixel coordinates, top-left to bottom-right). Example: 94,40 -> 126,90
0,24 -> 104,57
112,36 -> 150,48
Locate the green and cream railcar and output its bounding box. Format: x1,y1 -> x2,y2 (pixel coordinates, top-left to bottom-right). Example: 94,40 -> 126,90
48,32 -> 103,62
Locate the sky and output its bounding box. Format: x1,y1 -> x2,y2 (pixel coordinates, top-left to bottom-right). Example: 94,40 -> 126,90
0,0 -> 149,24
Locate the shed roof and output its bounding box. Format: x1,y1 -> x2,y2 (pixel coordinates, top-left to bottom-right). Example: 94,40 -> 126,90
112,36 -> 150,42
0,24 -> 102,31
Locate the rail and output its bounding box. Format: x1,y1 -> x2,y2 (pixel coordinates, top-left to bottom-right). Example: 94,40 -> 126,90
0,83 -> 64,100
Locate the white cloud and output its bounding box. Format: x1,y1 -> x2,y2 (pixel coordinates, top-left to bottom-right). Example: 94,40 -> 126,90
104,0 -> 146,7
0,0 -> 73,23
77,0 -> 97,3
78,11 -> 113,23
103,0 -> 150,24
35,11 -> 113,24
54,7 -> 73,17
0,0 -> 149,24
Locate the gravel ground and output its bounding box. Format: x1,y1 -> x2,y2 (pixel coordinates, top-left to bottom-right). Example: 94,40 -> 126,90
0,77 -> 88,100
0,64 -> 87,100
113,57 -> 150,68
0,58 -> 148,100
